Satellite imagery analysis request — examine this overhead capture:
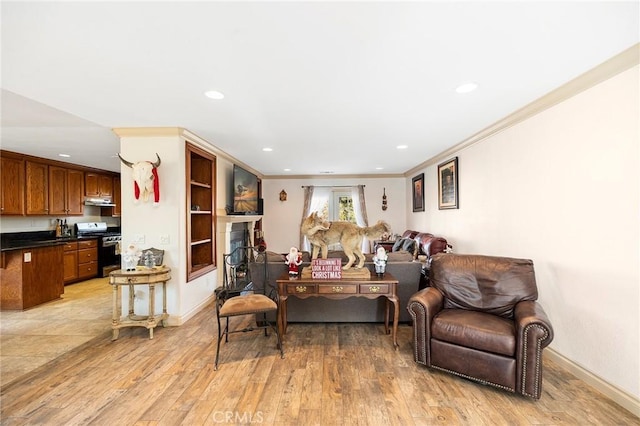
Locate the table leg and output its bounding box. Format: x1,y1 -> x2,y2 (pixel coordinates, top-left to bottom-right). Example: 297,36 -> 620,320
128,284 -> 135,317
390,296 -> 399,349
161,282 -> 167,326
148,283 -> 156,339
111,284 -> 120,341
384,298 -> 390,335
278,295 -> 288,338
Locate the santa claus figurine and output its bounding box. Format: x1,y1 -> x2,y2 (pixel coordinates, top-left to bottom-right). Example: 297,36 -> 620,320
286,246 -> 303,276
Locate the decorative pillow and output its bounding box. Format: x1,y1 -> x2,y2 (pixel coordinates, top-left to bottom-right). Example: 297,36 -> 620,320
392,238 -> 418,259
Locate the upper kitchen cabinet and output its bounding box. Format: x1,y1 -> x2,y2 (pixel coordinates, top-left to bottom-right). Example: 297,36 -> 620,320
85,172 -> 113,198
26,161 -> 49,215
100,176 -> 121,217
0,156 -> 25,215
49,166 -> 84,216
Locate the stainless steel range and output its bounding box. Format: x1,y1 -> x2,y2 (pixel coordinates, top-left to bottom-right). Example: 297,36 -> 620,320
75,222 -> 122,277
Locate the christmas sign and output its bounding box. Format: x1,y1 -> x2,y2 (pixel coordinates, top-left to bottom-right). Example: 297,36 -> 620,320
311,258 -> 342,279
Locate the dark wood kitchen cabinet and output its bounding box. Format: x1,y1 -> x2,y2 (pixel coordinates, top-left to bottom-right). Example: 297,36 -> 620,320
0,156 -> 25,215
0,245 -> 64,310
63,241 -> 79,283
49,166 -> 84,216
25,161 -> 49,215
85,172 -> 113,198
77,239 -> 98,280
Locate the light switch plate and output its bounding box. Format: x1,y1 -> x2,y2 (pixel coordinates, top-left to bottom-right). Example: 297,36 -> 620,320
24,252 -> 31,262
159,234 -> 170,244
133,234 -> 145,244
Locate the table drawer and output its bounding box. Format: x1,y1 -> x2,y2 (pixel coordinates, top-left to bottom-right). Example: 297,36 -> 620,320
360,284 -> 390,294
286,283 -> 316,294
318,284 -> 358,294
110,271 -> 171,284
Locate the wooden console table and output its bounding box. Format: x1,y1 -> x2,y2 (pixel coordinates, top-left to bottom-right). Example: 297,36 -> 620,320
276,272 -> 400,348
108,267 -> 171,340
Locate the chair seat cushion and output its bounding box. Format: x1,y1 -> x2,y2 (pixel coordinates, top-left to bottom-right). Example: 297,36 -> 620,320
432,309 -> 516,357
219,294 -> 277,317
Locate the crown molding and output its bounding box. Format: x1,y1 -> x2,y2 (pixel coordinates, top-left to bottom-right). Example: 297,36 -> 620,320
263,173 -> 405,180
404,43 -> 640,177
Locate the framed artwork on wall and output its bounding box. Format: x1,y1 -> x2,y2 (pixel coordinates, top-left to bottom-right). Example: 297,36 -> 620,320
412,173 -> 425,212
438,157 -> 458,209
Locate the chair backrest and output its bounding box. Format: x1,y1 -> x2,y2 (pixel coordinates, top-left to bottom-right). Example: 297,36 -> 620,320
222,246 -> 268,295
430,253 -> 538,318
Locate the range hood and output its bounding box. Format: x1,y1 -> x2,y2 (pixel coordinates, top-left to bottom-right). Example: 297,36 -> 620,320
84,197 -> 116,207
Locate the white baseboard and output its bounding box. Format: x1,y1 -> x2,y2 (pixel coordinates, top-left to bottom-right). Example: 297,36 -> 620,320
546,348 -> 640,418
164,293 -> 217,326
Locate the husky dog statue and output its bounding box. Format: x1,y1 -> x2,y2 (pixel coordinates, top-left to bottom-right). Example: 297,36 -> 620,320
301,211 -> 391,269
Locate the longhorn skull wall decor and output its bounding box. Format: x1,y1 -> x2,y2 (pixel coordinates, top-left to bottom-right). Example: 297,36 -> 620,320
118,153 -> 161,204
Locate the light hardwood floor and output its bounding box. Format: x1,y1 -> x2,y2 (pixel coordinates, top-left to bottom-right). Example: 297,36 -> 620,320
0,279 -> 637,425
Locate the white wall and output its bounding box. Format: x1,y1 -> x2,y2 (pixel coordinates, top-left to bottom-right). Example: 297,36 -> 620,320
118,133 -> 219,324
407,66 -> 639,399
262,177 -> 406,253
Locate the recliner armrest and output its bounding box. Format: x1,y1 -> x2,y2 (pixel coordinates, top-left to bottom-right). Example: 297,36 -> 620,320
514,300 -> 554,399
407,288 -> 444,365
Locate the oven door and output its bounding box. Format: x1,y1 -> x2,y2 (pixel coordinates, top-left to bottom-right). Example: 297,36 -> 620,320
99,239 -> 121,277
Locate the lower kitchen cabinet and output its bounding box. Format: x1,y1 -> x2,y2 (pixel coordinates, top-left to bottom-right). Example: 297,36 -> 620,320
77,239 -> 98,281
0,245 -> 64,310
63,241 -> 79,283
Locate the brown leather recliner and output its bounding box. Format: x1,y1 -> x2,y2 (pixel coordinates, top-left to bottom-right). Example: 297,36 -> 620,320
407,253 -> 554,399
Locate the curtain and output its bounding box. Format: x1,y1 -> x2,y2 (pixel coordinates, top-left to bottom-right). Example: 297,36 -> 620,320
299,186 -> 331,251
351,185 -> 370,252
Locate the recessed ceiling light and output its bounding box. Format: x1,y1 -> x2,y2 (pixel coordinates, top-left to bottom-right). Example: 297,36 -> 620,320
375,167 -> 384,170
58,154 -> 71,158
283,168 -> 291,172
320,171 -> 334,174
204,90 -> 225,100
262,147 -> 273,152
455,82 -> 478,94
396,145 -> 408,150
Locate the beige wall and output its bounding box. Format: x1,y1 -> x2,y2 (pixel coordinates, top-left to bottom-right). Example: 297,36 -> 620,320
262,176 -> 406,253
407,65 -> 639,399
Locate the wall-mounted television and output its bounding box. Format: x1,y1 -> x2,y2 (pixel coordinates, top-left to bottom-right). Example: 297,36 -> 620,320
231,164 -> 263,215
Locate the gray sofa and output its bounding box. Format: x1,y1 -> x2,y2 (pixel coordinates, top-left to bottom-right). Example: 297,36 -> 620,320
248,250 -> 422,323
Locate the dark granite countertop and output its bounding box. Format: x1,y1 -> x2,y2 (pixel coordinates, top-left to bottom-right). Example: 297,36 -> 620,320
0,232 -> 98,252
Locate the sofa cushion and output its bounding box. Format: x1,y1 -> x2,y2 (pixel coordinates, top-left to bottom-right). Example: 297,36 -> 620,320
266,251 -> 285,262
432,309 -> 516,356
386,250 -> 414,262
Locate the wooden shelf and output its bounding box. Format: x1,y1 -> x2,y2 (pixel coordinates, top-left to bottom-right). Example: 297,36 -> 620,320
186,143 -> 216,282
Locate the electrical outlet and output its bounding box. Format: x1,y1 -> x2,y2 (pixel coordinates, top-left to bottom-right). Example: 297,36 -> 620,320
24,252 -> 32,262
134,234 -> 145,244
159,234 -> 170,244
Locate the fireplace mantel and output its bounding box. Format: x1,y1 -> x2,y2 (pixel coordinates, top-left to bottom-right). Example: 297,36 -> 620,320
217,214 -> 263,224
216,213 -> 263,284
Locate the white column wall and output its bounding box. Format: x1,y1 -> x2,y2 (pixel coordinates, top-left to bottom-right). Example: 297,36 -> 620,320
118,134 -> 218,324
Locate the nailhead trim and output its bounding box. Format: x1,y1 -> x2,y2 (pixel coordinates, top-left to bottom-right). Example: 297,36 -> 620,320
431,365 -> 515,393
407,301 -> 427,365
521,323 -> 549,399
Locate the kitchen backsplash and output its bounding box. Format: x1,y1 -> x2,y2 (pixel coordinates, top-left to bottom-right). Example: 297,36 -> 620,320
0,208 -> 120,234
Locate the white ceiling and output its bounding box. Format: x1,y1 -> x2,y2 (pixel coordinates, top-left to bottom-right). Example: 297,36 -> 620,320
1,1 -> 638,175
